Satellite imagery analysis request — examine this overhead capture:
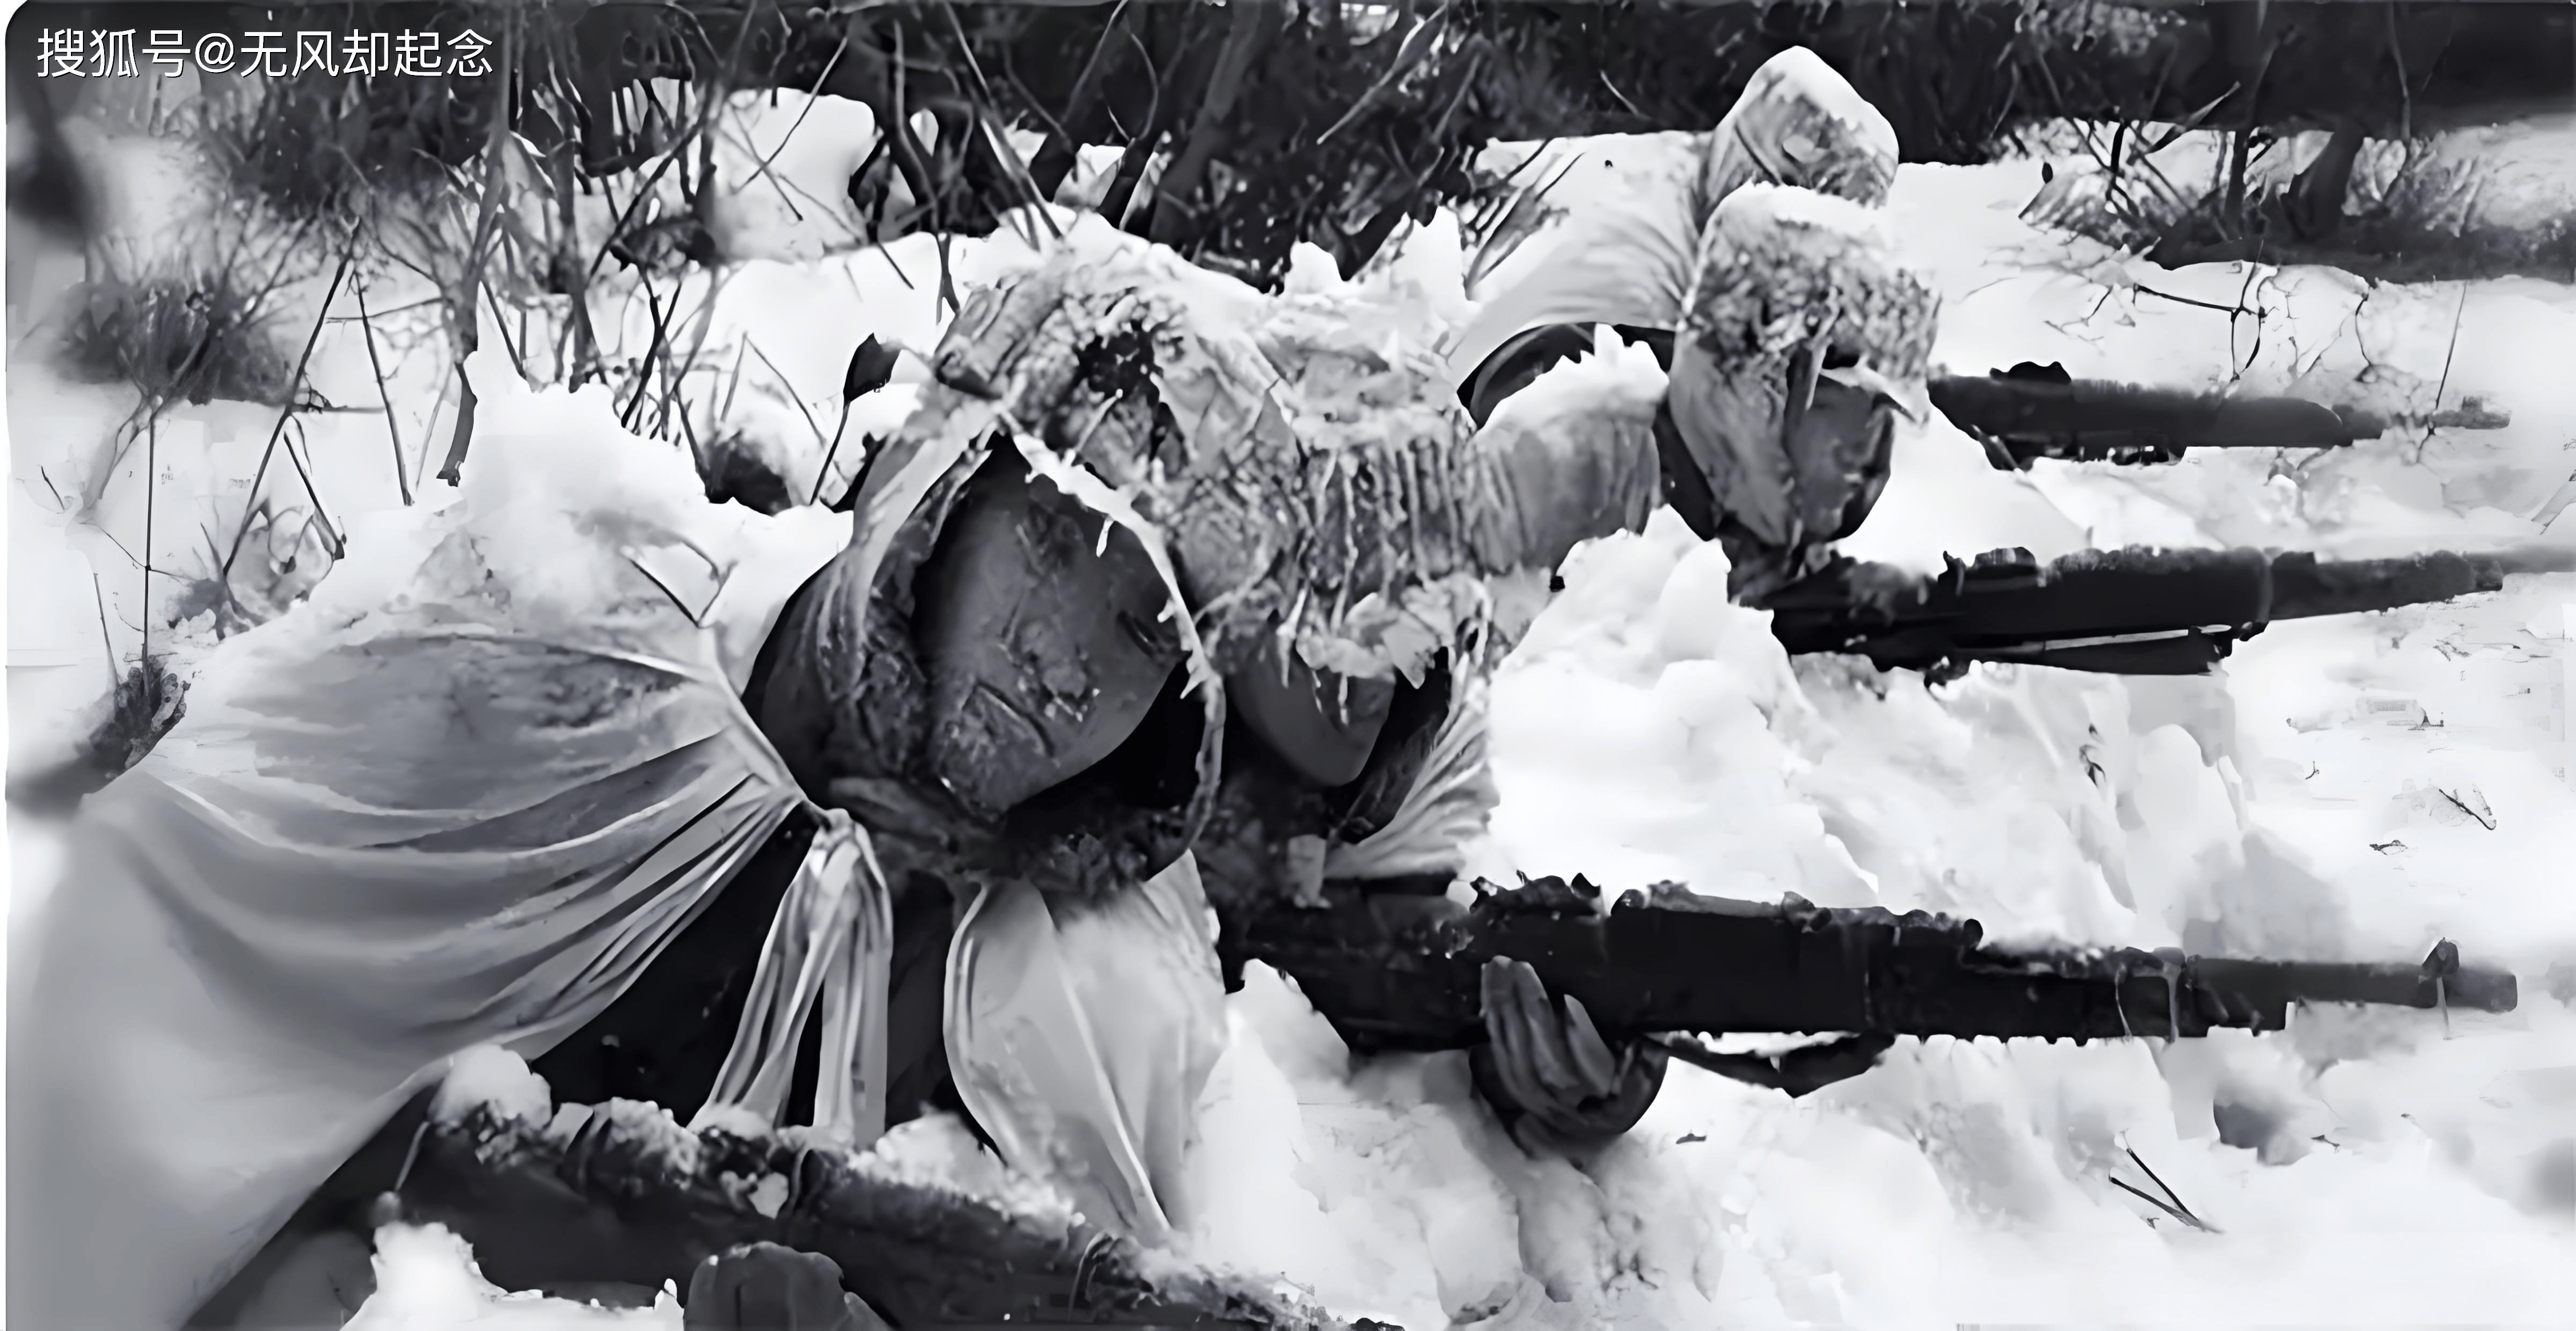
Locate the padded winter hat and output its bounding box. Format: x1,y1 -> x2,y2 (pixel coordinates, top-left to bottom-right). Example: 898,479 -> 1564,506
1665,182 -> 1938,553
1443,46 -> 1901,387
1693,46 -> 1902,225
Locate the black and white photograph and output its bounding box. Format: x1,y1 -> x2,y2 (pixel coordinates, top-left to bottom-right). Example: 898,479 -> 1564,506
5,2 -> 2574,1328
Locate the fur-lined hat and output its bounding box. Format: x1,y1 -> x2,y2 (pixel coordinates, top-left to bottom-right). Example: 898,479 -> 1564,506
1667,183 -> 1939,552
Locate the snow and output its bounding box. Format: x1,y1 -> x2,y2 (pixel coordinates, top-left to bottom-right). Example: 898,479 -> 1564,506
11,97 -> 2576,1330
430,1047 -> 554,1133
343,1225 -> 680,1330
698,91 -> 884,265
1166,137 -> 2576,1328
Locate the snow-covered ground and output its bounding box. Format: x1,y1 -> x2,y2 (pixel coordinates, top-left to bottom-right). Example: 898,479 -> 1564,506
9,91 -> 2575,1329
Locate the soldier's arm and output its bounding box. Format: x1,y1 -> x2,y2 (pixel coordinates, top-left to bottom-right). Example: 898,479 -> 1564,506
1214,661 -> 1669,1154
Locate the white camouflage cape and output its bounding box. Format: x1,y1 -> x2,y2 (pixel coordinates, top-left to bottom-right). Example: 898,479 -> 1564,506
5,357 -> 1218,1329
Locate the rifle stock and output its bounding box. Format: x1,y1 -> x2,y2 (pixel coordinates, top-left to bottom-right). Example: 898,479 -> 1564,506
396,1103 -> 1345,1329
1234,877 -> 2517,1054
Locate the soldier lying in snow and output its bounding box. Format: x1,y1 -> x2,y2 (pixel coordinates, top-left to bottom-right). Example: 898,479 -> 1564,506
12,50 -> 1935,1331
521,45 -> 1933,1276
543,173 -> 1931,1305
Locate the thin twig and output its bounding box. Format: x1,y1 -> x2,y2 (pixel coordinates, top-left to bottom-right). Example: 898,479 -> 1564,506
141,414 -> 156,661
2436,788 -> 2497,831
2132,283 -> 2253,316
2419,283 -> 2468,463
221,252 -> 351,581
482,281 -> 527,379
436,15 -> 521,487
2110,1178 -> 2211,1231
93,571 -> 117,689
624,279 -> 676,432
355,278 -> 415,507
750,30 -> 852,181
276,418 -> 341,558
810,400 -> 857,508
2118,1147 -> 2218,1233
743,338 -> 828,449
414,372 -> 452,499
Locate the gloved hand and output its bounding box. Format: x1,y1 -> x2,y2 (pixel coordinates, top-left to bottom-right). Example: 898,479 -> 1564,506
1469,957 -> 1668,1154
683,1243 -> 891,1331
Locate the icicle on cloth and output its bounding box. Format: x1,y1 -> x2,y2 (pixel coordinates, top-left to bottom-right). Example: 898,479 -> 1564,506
5,468 -> 884,1330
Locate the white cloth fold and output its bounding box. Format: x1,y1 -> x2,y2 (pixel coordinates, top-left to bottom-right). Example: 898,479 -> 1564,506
943,855 -> 1226,1246
7,451 -> 885,1331
692,807 -> 896,1150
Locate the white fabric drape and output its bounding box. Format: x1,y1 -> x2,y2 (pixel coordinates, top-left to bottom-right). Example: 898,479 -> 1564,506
691,806 -> 895,1149
7,490 -> 877,1331
944,854 -> 1227,1247
9,380 -> 1235,1331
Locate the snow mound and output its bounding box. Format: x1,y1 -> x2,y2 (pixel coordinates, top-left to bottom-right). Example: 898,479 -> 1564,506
347,1225 -> 679,1329
842,1113 -> 1083,1229
1174,145 -> 2576,1328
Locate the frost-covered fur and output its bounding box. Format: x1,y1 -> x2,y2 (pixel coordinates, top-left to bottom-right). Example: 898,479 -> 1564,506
1691,45 -> 1901,224
912,218 -> 1666,690
1670,185 -> 1939,550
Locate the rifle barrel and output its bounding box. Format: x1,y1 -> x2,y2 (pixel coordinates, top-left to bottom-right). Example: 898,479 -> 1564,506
2269,548 -> 2576,620
1929,375 -> 2364,463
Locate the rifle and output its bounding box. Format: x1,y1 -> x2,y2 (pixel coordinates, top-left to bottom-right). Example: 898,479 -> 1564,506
1457,328 -> 2511,474
1754,543 -> 2576,680
398,872 -> 2518,1320
1233,876 -> 2518,1093
395,1098 -> 1361,1330
1929,362 -> 2513,471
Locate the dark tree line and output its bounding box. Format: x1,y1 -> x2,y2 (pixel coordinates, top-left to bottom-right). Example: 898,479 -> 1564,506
12,1 -> 2574,287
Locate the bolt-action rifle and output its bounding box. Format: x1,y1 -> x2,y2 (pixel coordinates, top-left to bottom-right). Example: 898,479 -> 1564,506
1233,876 -> 2519,1096
1930,361 -> 2513,471
1458,327 -> 2511,473
394,872 -> 2519,1324
1753,543 -> 2576,681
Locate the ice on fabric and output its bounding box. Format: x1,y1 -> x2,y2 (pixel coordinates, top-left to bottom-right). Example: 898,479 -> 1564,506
5,352 -> 888,1331
912,214 -> 1674,698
